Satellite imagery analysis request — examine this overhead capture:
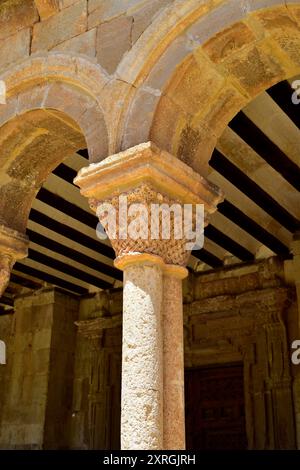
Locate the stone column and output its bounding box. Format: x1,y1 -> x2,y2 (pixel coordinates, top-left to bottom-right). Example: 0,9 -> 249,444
163,265 -> 188,449
74,141 -> 223,450
116,254 -> 164,449
0,225 -> 28,296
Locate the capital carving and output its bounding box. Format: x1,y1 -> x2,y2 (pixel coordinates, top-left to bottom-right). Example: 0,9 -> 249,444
75,142 -> 223,266
0,225 -> 28,296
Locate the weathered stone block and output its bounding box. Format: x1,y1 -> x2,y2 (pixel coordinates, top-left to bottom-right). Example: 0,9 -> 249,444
253,7 -> 300,68
150,94 -> 189,154
220,41 -> 285,97
176,121 -> 216,175
0,0 -> 38,41
200,83 -> 247,138
96,15 -> 133,74
0,28 -> 31,72
44,81 -> 93,124
202,22 -> 257,64
34,0 -> 59,19
287,5 -> 300,24
59,0 -> 79,8
53,28 -> 96,56
16,84 -> 49,116
168,55 -> 224,116
31,0 -> 87,52
131,0 -> 171,43
88,0 -> 141,26
255,6 -> 298,32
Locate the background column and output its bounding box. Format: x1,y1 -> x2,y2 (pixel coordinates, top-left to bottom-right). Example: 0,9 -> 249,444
163,265 -> 188,449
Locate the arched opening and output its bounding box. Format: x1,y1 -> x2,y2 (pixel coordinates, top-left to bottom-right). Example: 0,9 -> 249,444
0,76 -> 122,449
183,74 -> 300,449
121,3 -> 300,167
0,1 -> 299,451
119,2 -> 300,276
116,2 -> 300,450
0,108 -> 85,232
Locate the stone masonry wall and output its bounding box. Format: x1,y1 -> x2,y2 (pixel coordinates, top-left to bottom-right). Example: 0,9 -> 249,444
71,289 -> 122,449
0,0 -> 171,75
0,288 -> 79,449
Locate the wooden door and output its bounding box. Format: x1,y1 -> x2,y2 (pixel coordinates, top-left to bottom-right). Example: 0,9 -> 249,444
185,364 -> 247,450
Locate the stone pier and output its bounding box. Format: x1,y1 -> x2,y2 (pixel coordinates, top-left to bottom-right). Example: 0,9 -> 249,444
75,141 -> 222,449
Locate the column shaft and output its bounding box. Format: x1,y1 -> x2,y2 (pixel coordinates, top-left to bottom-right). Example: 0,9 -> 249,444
121,260 -> 164,450
163,268 -> 186,449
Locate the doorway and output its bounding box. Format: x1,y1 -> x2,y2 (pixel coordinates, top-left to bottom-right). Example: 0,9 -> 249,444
185,364 -> 247,450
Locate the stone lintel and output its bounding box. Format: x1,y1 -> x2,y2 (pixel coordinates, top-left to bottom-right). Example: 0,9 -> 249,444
74,141 -> 223,213
189,287 -> 293,320
75,315 -> 122,338
14,286 -> 78,309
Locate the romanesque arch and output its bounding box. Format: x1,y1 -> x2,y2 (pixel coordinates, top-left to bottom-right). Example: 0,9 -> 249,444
0,53 -> 110,231
119,1 -> 300,174
0,53 -> 110,294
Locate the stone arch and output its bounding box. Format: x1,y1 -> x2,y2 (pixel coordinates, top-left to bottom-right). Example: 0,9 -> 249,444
0,53 -> 110,233
119,1 -> 300,174
1,53 -> 109,161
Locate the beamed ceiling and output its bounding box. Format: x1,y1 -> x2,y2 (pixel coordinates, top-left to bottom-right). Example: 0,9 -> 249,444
1,77 -> 300,313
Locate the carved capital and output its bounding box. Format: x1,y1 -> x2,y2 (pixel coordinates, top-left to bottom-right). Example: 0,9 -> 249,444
75,142 -> 223,266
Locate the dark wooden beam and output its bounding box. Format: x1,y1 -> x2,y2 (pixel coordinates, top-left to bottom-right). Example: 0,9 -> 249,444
36,187 -> 96,228
229,112 -> 300,192
218,200 -> 291,258
10,273 -> 42,290
210,149 -> 300,233
27,248 -> 113,290
53,163 -> 77,185
77,149 -> 89,159
27,228 -> 122,281
193,248 -> 223,268
0,306 -> 13,316
267,80 -> 300,130
205,224 -> 254,261
0,296 -> 13,307
14,263 -> 88,295
29,208 -> 115,260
